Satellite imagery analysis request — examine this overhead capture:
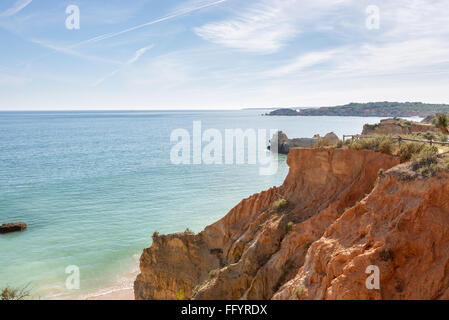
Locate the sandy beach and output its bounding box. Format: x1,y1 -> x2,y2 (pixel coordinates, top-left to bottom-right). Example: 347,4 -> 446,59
86,287 -> 134,300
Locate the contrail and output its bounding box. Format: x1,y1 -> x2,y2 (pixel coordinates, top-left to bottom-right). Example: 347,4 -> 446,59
0,0 -> 32,17
18,0 -> 227,68
71,0 -> 228,48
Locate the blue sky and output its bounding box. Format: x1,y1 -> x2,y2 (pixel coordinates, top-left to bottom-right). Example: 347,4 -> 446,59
0,0 -> 449,110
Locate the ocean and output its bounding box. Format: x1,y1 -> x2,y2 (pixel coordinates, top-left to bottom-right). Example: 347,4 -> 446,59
0,110 -> 411,299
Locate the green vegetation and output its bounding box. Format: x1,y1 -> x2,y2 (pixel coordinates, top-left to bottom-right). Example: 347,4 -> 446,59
336,140 -> 344,148
1,286 -> 31,300
184,228 -> 195,235
286,221 -> 294,233
406,131 -> 438,141
347,136 -> 394,155
410,145 -> 443,177
378,168 -> 384,177
314,137 -> 332,148
268,102 -> 449,118
436,114 -> 449,134
271,198 -> 289,212
346,136 -> 449,178
397,142 -> 427,162
192,271 -> 218,297
176,289 -> 185,300
208,269 -> 219,278
295,285 -> 308,299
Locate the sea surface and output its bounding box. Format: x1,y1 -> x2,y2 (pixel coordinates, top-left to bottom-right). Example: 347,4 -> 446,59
0,110 -> 416,299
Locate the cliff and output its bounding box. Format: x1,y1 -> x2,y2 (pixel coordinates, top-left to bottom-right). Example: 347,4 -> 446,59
134,148 -> 400,300
362,118 -> 437,136
273,164 -> 449,299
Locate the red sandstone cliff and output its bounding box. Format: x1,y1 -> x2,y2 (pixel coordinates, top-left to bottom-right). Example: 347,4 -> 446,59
273,164 -> 449,300
134,148 -> 410,300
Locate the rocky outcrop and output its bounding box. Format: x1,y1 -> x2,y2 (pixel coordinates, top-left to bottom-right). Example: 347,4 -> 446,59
362,118 -> 437,136
134,149 -> 399,300
320,132 -> 339,146
0,222 -> 27,234
273,165 -> 449,299
268,131 -> 339,154
268,131 -> 318,154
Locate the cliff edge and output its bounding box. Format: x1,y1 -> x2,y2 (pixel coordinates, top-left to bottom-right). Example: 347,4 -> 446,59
134,148 -> 403,300
274,164 -> 449,299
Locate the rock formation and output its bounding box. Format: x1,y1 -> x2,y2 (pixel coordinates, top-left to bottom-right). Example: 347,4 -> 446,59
320,132 -> 340,146
0,222 -> 27,234
268,131 -> 339,154
362,118 -> 437,136
134,149 -> 400,300
268,131 -> 319,154
273,164 -> 449,299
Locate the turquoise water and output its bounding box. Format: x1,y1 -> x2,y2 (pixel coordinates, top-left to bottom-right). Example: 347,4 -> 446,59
0,110 -> 405,298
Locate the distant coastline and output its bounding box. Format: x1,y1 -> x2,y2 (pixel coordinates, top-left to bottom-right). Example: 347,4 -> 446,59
265,102 -> 449,118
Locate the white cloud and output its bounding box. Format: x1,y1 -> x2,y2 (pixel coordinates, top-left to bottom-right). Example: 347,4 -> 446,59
330,39 -> 449,78
0,0 -> 32,17
194,0 -> 300,53
194,0 -> 355,53
264,50 -> 338,76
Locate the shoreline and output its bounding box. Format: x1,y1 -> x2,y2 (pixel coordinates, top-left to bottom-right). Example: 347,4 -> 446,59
39,258 -> 140,300
85,286 -> 134,300
80,264 -> 139,300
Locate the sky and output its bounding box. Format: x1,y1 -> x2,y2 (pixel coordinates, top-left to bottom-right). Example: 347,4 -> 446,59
0,0 -> 449,110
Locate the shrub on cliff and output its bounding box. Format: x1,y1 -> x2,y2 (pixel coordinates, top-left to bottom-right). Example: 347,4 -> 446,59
272,198 -> 289,212
411,145 -> 438,169
411,145 -> 442,177
314,137 -> 331,148
397,142 -> 426,162
336,140 -> 344,148
295,285 -> 308,299
436,113 -> 449,134
348,136 -> 395,155
379,139 -> 394,155
1,286 -> 30,300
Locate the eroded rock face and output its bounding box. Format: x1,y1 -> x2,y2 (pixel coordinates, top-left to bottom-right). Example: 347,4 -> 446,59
273,167 -> 449,300
134,149 -> 399,300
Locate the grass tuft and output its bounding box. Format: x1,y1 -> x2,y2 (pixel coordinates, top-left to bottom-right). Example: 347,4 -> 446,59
1,285 -> 31,300
272,198 -> 289,212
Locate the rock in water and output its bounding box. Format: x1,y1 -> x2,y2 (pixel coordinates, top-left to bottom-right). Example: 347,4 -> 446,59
0,222 -> 27,234
268,131 -> 318,154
